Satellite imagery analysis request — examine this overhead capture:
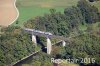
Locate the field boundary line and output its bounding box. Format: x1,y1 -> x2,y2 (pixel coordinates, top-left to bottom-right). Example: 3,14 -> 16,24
9,0 -> 19,26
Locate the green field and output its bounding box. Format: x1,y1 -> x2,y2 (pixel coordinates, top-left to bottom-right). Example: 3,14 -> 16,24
14,6 -> 65,27
90,1 -> 100,11
12,0 -> 79,27
12,0 -> 100,27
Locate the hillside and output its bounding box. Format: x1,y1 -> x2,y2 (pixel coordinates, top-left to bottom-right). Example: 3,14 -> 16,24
0,0 -> 100,66
13,0 -> 79,26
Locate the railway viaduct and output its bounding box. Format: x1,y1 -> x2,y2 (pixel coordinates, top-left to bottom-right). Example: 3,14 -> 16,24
24,28 -> 69,54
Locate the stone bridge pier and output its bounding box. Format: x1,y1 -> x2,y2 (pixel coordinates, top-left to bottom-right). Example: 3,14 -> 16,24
32,34 -> 66,54
47,37 -> 52,54
32,34 -> 37,46
62,40 -> 66,47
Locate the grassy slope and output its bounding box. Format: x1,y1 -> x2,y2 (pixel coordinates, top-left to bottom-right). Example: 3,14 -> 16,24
13,0 -> 100,27
12,0 -> 79,27
90,1 -> 100,11
79,1 -> 100,31
14,6 -> 65,27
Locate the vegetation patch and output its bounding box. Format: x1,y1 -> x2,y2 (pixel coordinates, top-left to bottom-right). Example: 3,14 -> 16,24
13,0 -> 79,26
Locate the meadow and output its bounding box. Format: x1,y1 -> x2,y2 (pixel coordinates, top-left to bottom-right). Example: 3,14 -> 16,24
12,0 -> 100,28
12,0 -> 79,26
90,1 -> 100,11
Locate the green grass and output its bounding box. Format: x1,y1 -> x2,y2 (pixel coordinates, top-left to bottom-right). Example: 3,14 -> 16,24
79,23 -> 87,31
12,0 -> 79,27
12,0 -> 100,27
79,22 -> 100,31
90,1 -> 100,11
22,64 -> 30,66
92,22 -> 100,29
13,6 -> 65,27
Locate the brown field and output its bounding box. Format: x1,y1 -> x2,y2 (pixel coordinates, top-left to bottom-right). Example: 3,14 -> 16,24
0,0 -> 18,26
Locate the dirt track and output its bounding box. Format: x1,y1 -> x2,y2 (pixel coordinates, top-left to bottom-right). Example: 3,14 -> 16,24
0,0 -> 18,26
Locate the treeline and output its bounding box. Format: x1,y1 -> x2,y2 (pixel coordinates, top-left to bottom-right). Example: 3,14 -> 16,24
24,0 -> 100,37
0,26 -> 35,66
